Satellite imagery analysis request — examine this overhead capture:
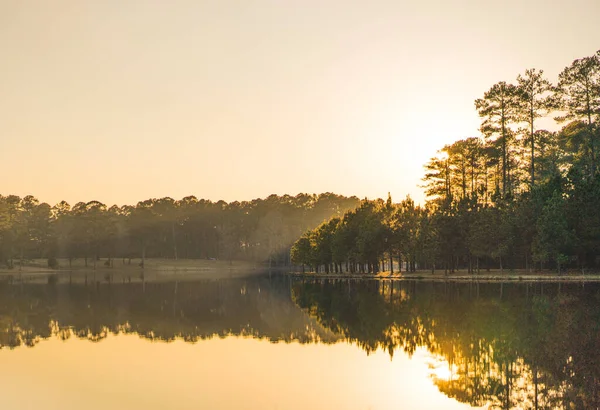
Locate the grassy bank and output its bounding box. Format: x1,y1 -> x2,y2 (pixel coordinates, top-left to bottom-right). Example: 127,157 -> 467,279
0,258 -> 281,283
0,257 -> 261,273
290,269 -> 600,282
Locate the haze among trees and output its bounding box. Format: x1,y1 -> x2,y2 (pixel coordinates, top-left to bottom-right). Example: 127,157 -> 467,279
3,50 -> 599,275
0,193 -> 359,269
292,50 -> 600,274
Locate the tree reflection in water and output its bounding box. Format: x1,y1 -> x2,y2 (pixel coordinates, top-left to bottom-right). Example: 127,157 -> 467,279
0,275 -> 338,349
292,279 -> 600,410
0,275 -> 599,409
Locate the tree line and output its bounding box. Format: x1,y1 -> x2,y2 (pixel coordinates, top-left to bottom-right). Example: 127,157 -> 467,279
0,193 -> 359,269
291,50 -> 600,274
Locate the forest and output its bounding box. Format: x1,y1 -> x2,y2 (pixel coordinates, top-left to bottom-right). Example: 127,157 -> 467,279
291,50 -> 600,274
0,193 -> 359,269
3,50 -> 599,274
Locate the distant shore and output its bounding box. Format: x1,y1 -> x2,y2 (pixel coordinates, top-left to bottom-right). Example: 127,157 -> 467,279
289,270 -> 600,282
0,258 -> 284,283
2,258 -> 599,283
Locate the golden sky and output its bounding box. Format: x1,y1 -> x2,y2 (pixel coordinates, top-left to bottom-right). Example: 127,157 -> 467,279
1,0 -> 599,206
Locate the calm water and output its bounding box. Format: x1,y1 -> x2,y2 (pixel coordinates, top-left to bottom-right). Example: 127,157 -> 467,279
0,275 -> 598,409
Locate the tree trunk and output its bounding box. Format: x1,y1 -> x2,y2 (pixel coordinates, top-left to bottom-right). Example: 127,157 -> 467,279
588,113 -> 596,176
172,223 -> 178,260
530,112 -> 535,188
502,107 -> 507,197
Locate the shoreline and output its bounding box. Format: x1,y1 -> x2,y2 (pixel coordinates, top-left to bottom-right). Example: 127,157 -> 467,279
2,260 -> 600,283
0,258 -> 279,276
288,270 -> 600,282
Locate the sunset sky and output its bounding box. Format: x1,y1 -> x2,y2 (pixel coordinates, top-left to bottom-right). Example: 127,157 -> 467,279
1,0 -> 599,206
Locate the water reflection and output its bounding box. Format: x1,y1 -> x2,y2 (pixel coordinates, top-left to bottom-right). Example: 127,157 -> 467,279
293,279 -> 600,409
0,275 -> 337,348
0,275 -> 598,409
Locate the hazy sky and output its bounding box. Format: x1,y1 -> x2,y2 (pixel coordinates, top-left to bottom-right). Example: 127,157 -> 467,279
1,1 -> 599,206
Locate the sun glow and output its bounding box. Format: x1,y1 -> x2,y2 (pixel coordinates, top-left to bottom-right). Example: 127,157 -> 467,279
429,363 -> 454,381
424,354 -> 456,382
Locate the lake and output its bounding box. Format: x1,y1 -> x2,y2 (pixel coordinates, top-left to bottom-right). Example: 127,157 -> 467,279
0,274 -> 597,409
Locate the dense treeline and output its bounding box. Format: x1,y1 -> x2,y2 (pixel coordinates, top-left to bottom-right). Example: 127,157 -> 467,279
0,193 -> 359,269
292,50 -> 600,274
